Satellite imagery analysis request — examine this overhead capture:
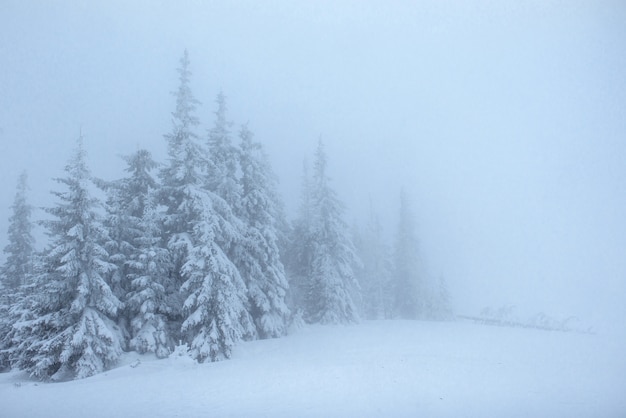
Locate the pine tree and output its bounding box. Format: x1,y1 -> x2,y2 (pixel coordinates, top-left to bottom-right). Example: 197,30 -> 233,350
126,194 -> 174,358
179,194 -> 253,362
104,149 -> 174,357
12,137 -> 122,380
0,171 -> 36,370
306,141 -> 360,324
283,160 -> 314,314
430,274 -> 453,320
393,191 -> 423,319
237,125 -> 290,338
160,51 -> 253,361
206,92 -> 241,212
158,49 -> 205,338
1,171 -> 35,294
353,206 -> 394,320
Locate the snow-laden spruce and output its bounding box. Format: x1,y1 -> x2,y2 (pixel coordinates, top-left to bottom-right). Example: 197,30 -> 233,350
393,191 -> 424,319
11,137 -> 123,380
305,141 -> 361,324
206,92 -> 242,214
0,171 -> 36,370
353,207 -> 394,320
0,171 -> 35,293
237,125 -> 290,338
103,150 -> 174,358
126,194 -> 174,358
160,51 -> 253,362
283,160 -> 314,313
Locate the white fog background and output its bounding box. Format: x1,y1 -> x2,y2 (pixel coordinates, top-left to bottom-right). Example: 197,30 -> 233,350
1,0 -> 624,327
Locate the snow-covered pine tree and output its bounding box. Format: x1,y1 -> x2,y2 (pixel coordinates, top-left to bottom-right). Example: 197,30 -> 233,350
430,274 -> 453,320
104,149 -> 174,358
158,49 -> 205,337
353,206 -> 394,320
12,136 -> 122,380
1,171 -> 35,294
283,160 -> 314,314
100,150 -> 158,299
206,92 -> 241,213
179,192 -> 254,361
306,141 -> 360,324
126,192 -> 174,358
392,191 -> 423,319
237,125 -> 290,338
0,171 -> 35,370
160,51 -> 253,361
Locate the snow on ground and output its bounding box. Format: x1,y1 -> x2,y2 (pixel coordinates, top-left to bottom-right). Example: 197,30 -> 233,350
2,320 -> 625,417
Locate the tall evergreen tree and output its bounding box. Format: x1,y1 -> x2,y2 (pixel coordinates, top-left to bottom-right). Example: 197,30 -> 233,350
353,206 -> 394,320
306,141 -> 360,324
1,171 -> 35,293
12,137 -> 122,380
126,193 -> 176,358
101,150 -> 158,298
393,191 -> 423,319
283,160 -> 314,313
206,92 -> 241,212
103,149 -> 174,357
160,51 -> 253,361
0,171 -> 36,370
429,274 -> 453,320
237,125 -> 290,338
158,49 -> 205,338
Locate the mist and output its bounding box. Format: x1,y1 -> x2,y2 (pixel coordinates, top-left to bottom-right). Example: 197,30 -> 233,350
1,0 -> 625,327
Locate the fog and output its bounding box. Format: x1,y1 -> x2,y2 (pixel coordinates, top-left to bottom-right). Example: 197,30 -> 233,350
1,0 -> 625,325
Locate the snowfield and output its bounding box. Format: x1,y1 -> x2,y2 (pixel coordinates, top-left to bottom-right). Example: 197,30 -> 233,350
2,320 -> 625,418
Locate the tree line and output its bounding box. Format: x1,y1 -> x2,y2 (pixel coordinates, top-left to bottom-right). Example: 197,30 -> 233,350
0,51 -> 450,381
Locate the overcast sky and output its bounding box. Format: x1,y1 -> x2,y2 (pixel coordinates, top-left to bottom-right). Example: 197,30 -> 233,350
1,0 -> 625,325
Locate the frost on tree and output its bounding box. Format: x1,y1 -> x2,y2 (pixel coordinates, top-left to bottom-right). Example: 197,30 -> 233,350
160,51 -> 253,362
104,150 -> 174,358
206,92 -> 241,214
100,150 -> 158,299
126,196 -> 175,358
306,141 -> 360,324
353,207 -> 394,320
12,137 -> 123,380
237,125 -> 290,338
1,171 -> 35,293
0,171 -> 36,370
179,188 -> 254,362
283,160 -> 314,313
158,49 -> 204,336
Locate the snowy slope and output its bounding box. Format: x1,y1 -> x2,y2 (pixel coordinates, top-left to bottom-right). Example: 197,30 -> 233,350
2,320 -> 625,417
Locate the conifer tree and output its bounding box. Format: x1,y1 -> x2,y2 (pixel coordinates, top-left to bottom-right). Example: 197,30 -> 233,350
206,92 -> 241,212
393,191 -> 423,319
126,194 -> 175,358
0,171 -> 36,369
105,150 -> 174,357
430,275 -> 453,320
101,150 -> 158,295
1,171 -> 35,293
158,49 -> 204,337
12,137 -> 122,380
283,160 -> 314,313
237,125 -> 290,338
353,207 -> 394,319
160,51 -> 253,361
306,141 -> 360,324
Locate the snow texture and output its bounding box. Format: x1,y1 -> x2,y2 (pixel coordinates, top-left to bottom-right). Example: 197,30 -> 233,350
2,320 -> 624,417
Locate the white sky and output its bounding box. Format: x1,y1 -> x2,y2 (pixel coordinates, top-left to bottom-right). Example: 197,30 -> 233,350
1,0 -> 625,324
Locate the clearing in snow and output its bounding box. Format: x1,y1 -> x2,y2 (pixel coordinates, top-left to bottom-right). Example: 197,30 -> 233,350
2,320 -> 625,417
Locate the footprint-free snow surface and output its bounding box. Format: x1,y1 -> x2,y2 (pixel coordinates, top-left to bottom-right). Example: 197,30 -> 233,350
2,320 -> 625,417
